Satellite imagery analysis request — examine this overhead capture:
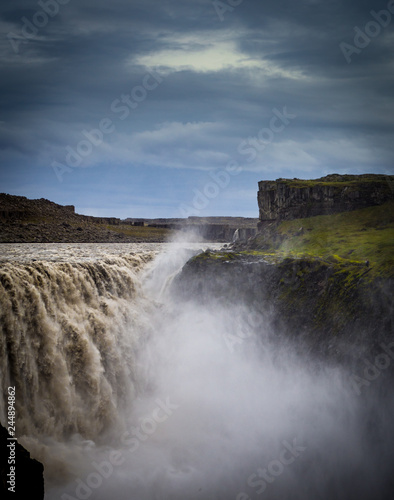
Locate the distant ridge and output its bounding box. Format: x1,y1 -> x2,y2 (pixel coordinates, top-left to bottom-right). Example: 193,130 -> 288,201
0,194 -> 258,243
0,193 -> 169,243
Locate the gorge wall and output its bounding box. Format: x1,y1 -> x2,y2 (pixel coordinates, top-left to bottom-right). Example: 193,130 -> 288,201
173,252 -> 394,358
258,174 -> 394,223
1,241 -> 393,499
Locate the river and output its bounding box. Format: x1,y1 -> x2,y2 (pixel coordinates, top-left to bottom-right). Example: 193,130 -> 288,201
0,241 -> 393,499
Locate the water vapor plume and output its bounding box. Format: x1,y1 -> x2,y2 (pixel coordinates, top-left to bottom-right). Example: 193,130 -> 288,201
1,244 -> 393,499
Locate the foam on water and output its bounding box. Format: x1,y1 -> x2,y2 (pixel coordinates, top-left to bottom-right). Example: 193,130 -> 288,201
1,241 -> 393,499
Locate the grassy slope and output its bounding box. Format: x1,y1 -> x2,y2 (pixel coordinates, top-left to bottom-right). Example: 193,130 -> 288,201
102,223 -> 171,240
190,200 -> 393,338
251,201 -> 394,278
192,203 -> 393,338
280,176 -> 389,187
273,174 -> 394,190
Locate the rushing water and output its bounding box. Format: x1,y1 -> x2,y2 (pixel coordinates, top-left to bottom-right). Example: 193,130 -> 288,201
0,243 -> 165,263
0,241 -> 393,499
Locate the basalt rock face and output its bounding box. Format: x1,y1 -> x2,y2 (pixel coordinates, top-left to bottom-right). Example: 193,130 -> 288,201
127,217 -> 259,242
177,223 -> 257,242
258,174 -> 394,223
173,252 -> 394,356
0,423 -> 44,499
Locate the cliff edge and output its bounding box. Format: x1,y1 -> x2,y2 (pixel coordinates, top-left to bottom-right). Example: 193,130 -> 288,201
258,174 -> 394,224
174,174 -> 394,352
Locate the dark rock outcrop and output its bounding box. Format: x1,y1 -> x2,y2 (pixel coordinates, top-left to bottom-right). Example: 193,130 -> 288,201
0,423 -> 44,499
173,252 -> 394,355
0,193 -> 168,243
127,216 -> 259,242
174,223 -> 257,242
258,174 -> 394,224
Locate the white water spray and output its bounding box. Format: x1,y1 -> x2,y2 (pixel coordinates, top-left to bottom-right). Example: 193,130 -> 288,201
1,242 -> 393,499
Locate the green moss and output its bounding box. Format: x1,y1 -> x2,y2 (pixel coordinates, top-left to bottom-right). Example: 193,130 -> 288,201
191,251 -> 238,263
276,174 -> 393,191
273,256 -> 377,335
256,201 -> 394,278
101,224 -> 171,239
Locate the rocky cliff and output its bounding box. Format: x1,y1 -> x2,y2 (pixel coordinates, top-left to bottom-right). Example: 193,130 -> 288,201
126,217 -> 258,242
173,250 -> 394,359
174,178 -> 394,356
258,174 -> 394,223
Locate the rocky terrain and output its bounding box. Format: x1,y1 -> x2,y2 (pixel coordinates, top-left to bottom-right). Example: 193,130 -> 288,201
0,194 -> 169,243
0,194 -> 153,243
174,174 -> 394,354
126,216 -> 258,242
1,175 -> 393,498
174,250 -> 393,358
0,194 -> 257,243
258,174 -> 394,224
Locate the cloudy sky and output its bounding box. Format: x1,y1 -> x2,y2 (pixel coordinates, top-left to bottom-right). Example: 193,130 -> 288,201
1,0 -> 393,217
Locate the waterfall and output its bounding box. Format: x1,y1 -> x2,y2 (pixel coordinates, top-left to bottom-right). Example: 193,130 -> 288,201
1,243 -> 394,499
0,253 -> 155,444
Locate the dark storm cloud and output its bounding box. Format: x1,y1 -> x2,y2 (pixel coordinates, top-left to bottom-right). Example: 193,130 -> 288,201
0,0 -> 393,216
